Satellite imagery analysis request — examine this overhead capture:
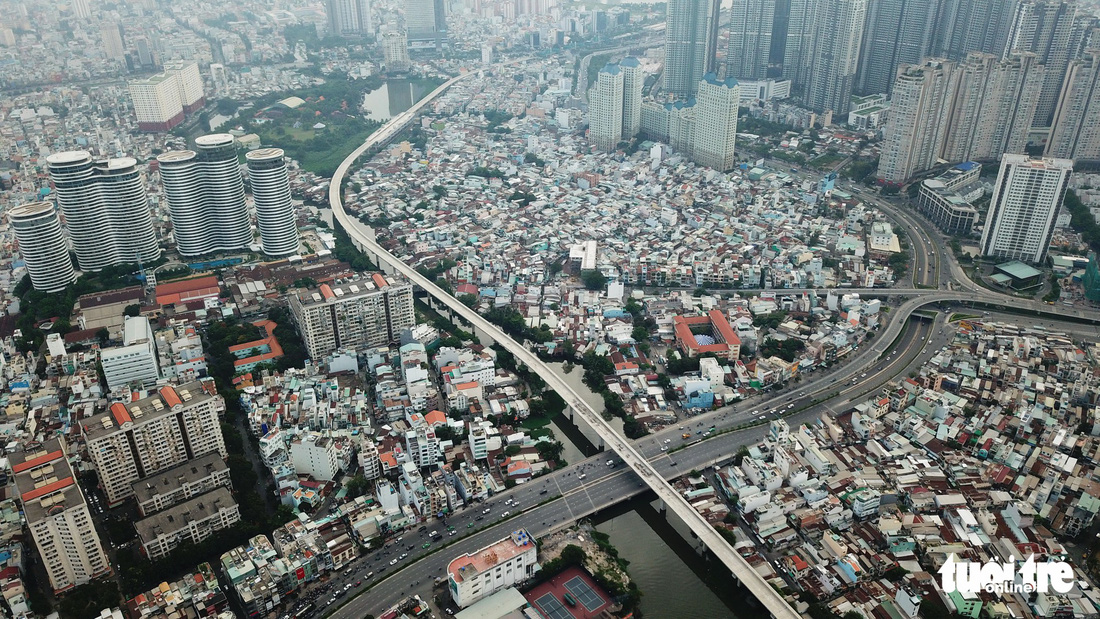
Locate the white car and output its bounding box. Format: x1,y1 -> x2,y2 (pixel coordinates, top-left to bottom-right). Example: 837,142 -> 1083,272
389,559 -> 398,566
661,446 -> 668,451
483,508 -> 491,514
664,439 -> 671,444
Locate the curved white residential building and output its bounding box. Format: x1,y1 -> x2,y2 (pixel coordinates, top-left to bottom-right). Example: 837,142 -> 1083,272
247,148 -> 299,257
9,201 -> 77,292
158,134 -> 252,257
45,151 -> 160,271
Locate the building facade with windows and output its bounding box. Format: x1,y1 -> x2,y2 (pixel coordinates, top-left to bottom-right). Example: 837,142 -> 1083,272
83,383 -> 227,506
289,275 -> 415,360
11,439 -> 111,594
980,154 -> 1073,263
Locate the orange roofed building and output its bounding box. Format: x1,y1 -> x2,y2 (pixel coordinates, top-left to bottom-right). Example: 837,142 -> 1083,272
155,275 -> 221,306
447,529 -> 538,607
673,309 -> 741,359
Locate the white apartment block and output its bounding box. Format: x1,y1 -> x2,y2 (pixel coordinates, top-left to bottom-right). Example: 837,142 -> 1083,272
692,73 -> 740,172
135,487 -> 239,561
164,62 -> 205,112
290,433 -> 341,482
11,439 -> 111,594
620,58 -> 643,140
358,438 -> 381,480
980,154 -> 1073,264
100,316 -> 160,389
877,59 -> 957,184
405,427 -> 441,468
131,451 -> 232,517
288,275 -> 415,360
942,52 -> 1044,163
589,64 -> 623,152
127,62 -> 204,131
803,0 -> 867,115
128,73 -> 185,131
1048,50 -> 1100,162
382,31 -> 411,72
82,382 -> 227,506
447,529 -> 538,608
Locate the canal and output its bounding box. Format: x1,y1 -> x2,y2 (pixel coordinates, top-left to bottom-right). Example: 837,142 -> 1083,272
538,363 -> 743,618
594,497 -> 746,619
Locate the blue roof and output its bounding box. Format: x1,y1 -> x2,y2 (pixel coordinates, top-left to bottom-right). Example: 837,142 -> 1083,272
702,72 -> 738,88
955,161 -> 979,171
620,57 -> 640,68
600,63 -> 621,75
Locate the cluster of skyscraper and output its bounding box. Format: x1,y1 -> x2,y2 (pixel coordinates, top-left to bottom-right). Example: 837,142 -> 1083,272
591,58 -> 742,172
11,136 -> 299,293
877,0 -> 1100,183
681,0 -> 1096,129
325,0 -> 447,49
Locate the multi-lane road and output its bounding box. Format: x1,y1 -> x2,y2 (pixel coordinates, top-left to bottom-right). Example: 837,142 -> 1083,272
317,70 -> 1100,618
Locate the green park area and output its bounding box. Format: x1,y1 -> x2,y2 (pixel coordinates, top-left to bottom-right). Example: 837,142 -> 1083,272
232,74 -> 441,177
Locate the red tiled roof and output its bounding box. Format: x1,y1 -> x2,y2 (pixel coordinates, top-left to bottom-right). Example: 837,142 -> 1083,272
21,477 -> 73,502
159,386 -> 182,408
11,450 -> 63,474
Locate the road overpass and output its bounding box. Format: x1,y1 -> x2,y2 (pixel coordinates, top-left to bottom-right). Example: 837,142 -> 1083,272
326,70 -> 1100,618
329,76 -> 804,619
327,318 -> 944,618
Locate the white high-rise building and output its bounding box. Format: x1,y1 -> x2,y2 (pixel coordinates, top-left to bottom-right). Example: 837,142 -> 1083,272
942,52 -> 1044,162
101,24 -> 124,60
782,0 -> 816,88
209,63 -> 228,95
876,59 -> 957,184
1048,50 -> 1100,162
936,0 -> 1018,61
127,62 -> 204,131
288,275 -> 415,360
158,134 -> 252,257
855,0 -> 942,96
9,202 -> 75,293
128,73 -> 185,131
405,427 -> 441,468
327,0 -> 372,37
664,0 -> 721,98
100,316 -> 160,389
247,148 -> 299,257
382,31 -> 411,72
83,382 -> 228,506
692,73 -> 740,171
164,62 -> 205,114
980,154 -> 1073,263
1004,0 -> 1078,127
620,57 -> 644,140
72,0 -> 90,19
12,439 -> 111,594
727,0 -> 774,80
46,151 -> 161,271
804,0 -> 868,115
406,0 -> 446,45
289,433 -> 341,481
589,64 -> 624,152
